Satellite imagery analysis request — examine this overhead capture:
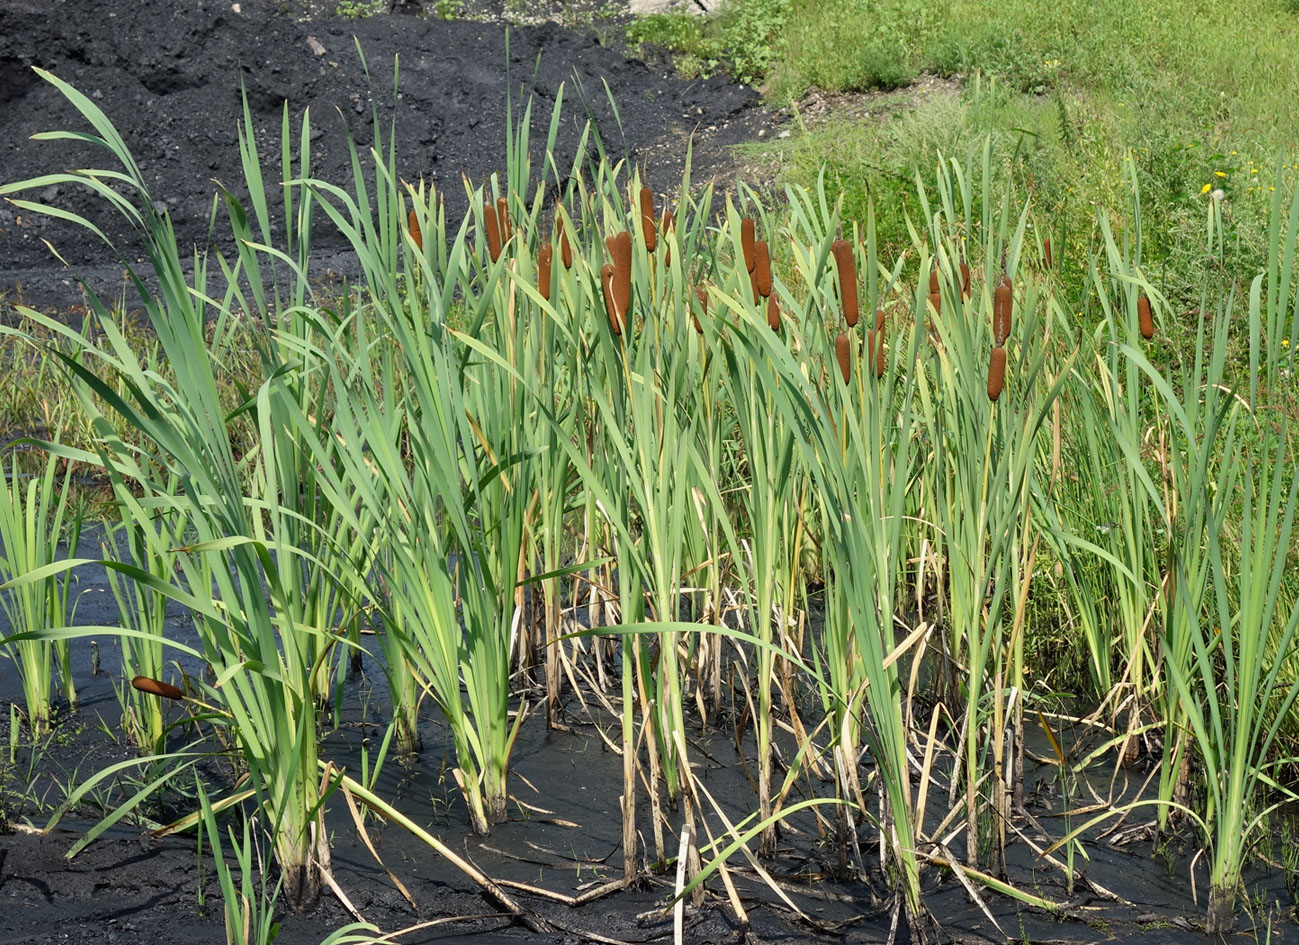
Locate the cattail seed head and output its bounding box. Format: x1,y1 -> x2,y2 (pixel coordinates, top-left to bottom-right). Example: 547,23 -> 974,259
556,210 -> 573,269
987,346 -> 1007,401
484,201 -> 503,262
927,291 -> 941,315
929,265 -> 940,295
408,210 -> 423,253
741,217 -> 757,273
1138,293 -> 1155,339
538,244 -> 553,302
606,231 -> 632,317
866,329 -> 886,379
832,239 -> 859,327
661,210 -> 675,266
497,196 -> 512,243
993,274 -> 1013,346
767,294 -> 781,332
874,308 -> 886,333
960,261 -> 972,299
693,285 -> 707,334
1043,236 -> 1054,269
601,264 -> 623,336
835,331 -> 853,384
132,675 -> 184,701
755,241 -> 772,298
640,186 -> 657,253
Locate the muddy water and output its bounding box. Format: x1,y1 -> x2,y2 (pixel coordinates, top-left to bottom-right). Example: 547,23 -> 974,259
2,528 -> 1294,942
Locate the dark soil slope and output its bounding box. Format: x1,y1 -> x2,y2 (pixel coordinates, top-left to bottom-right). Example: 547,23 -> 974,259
0,0 -> 765,309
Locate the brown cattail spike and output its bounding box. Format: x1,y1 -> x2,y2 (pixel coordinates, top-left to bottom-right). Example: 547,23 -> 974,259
929,265 -> 940,295
556,211 -> 573,269
601,264 -> 622,336
867,325 -> 886,379
607,231 -> 633,318
661,210 -> 675,266
993,274 -> 1013,346
640,186 -> 657,253
987,346 -> 1007,402
832,239 -> 859,327
754,241 -> 772,298
874,308 -> 886,333
835,331 -> 853,384
767,294 -> 781,332
537,245 -> 553,302
484,201 -> 503,262
1138,293 -> 1155,340
408,210 -> 423,253
496,196 -> 512,244
132,675 -> 184,701
693,285 -> 708,334
1043,237 -> 1054,269
741,217 -> 757,273
960,261 -> 972,299
927,291 -> 941,315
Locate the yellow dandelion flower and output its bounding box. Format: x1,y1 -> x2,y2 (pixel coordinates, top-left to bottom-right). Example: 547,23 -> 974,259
1215,171 -> 1227,178
1201,183 -> 1212,194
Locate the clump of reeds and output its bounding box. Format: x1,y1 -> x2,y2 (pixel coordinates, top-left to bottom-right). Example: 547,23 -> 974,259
987,346 -> 1007,401
833,238 -> 858,327
640,186 -> 657,252
993,273 -> 1013,346
131,675 -> 184,701
835,331 -> 853,384
1138,293 -> 1154,339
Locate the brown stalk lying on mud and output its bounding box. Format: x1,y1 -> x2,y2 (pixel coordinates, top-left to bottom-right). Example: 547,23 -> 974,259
1138,293 -> 1155,339
131,675 -> 184,701
833,238 -> 858,327
835,331 -> 853,384
639,186 -> 656,252
988,346 -> 1007,401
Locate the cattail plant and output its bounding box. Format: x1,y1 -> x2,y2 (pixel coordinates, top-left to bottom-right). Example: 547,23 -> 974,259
602,263 -> 623,336
661,209 -> 675,266
131,675 -> 185,701
496,194 -> 512,243
994,273 -> 1013,346
741,216 -> 757,272
767,294 -> 781,332
833,238 -> 859,327
960,260 -> 972,299
987,345 -> 1007,401
408,208 -> 422,252
1137,292 -> 1154,339
755,241 -> 772,298
606,231 -> 633,319
484,200 -> 503,262
835,331 -> 853,383
640,185 -> 657,252
556,207 -> 573,268
538,244 -> 553,301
